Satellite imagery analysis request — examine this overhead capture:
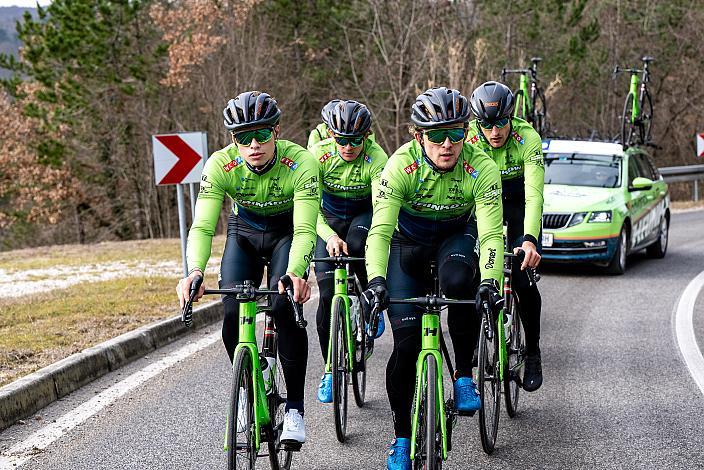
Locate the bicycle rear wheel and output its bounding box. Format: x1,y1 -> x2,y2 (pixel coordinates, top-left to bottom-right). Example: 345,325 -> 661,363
531,87 -> 548,136
504,294 -> 525,418
267,349 -> 293,469
513,90 -> 527,120
331,297 -> 349,442
228,348 -> 256,470
639,89 -> 653,144
621,93 -> 636,146
413,355 -> 441,470
478,316 -> 500,454
351,294 -> 367,408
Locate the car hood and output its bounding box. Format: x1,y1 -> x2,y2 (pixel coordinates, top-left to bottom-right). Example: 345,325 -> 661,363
544,184 -> 620,213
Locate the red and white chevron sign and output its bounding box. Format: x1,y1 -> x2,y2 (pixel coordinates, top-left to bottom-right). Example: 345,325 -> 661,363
697,132 -> 704,158
152,132 -> 206,185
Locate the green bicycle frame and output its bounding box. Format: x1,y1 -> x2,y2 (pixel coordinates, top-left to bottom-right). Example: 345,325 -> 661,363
324,267 -> 356,374
223,301 -> 270,453
629,72 -> 641,123
515,73 -> 532,119
410,311 -> 448,461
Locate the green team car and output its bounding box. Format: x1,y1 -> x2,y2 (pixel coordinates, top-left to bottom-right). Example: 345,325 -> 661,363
541,139 -> 669,274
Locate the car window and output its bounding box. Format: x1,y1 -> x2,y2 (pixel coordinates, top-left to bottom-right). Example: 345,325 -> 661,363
643,154 -> 661,180
628,156 -> 640,186
634,154 -> 656,180
544,153 -> 621,188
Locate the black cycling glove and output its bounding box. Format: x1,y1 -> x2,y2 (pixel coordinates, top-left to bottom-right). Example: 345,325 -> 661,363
476,279 -> 504,315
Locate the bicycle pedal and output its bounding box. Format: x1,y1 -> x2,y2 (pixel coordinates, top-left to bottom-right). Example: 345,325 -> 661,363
280,440 -> 303,452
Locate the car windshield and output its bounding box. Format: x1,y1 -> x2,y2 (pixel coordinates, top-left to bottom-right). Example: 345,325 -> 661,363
544,153 -> 622,188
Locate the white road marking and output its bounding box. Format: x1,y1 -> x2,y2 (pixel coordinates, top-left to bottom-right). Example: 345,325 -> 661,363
0,291 -> 318,469
674,270 -> 704,397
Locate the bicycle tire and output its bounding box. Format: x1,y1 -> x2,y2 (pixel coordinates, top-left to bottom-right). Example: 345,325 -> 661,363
532,87 -> 548,136
331,297 -> 348,442
478,316 -> 500,455
413,355 -> 441,470
639,89 -> 653,144
513,89 -> 527,121
228,348 -> 256,470
504,293 -> 525,418
621,93 -> 636,147
267,343 -> 293,469
351,294 -> 367,408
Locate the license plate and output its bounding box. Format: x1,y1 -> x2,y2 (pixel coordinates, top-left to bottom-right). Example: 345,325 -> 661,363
542,233 -> 554,247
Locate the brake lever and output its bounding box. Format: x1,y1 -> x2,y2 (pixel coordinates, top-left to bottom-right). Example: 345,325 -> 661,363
181,274 -> 203,328
280,275 -> 307,329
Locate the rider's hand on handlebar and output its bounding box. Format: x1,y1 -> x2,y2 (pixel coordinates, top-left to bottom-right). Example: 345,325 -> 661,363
361,276 -> 389,316
278,273 -> 311,303
325,234 -> 348,257
515,240 -> 541,270
476,279 -> 503,315
177,269 -> 205,309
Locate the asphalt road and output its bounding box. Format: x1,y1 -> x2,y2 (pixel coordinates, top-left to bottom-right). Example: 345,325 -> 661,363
2,210 -> 704,469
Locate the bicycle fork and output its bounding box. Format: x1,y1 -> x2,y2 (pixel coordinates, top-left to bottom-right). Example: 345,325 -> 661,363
324,268 -> 355,375
410,312 -> 448,461
224,301 -> 270,453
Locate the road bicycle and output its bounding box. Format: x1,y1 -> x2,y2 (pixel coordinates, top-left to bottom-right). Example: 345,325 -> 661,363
371,261 -> 479,469
613,56 -> 654,147
501,57 -> 548,136
311,255 -> 372,443
181,274 -> 305,470
476,251 -> 538,454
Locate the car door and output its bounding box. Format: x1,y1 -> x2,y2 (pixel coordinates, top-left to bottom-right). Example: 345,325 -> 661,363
626,153 -> 651,250
638,153 -> 668,244
630,152 -> 661,249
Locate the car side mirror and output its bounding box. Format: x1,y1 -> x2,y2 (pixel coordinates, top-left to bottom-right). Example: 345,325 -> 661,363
629,176 -> 653,191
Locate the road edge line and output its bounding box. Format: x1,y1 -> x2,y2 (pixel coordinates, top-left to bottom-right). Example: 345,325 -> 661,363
673,270 -> 704,397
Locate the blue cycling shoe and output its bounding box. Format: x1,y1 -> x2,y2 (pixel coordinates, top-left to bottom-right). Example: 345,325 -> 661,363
387,437 -> 411,470
317,373 -> 332,403
454,376 -> 481,412
367,310 -> 385,339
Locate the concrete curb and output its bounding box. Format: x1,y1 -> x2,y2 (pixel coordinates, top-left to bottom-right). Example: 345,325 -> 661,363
0,300 -> 223,431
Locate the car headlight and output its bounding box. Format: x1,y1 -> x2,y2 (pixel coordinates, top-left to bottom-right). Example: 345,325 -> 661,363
588,211 -> 612,223
567,212 -> 587,227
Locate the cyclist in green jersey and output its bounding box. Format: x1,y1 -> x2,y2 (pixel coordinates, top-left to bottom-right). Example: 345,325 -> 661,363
176,91 -> 320,445
309,100 -> 389,403
468,81 -> 544,391
361,87 -> 505,470
307,100 -> 339,150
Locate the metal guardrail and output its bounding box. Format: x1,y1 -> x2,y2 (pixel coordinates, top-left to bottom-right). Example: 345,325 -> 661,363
659,164 -> 704,200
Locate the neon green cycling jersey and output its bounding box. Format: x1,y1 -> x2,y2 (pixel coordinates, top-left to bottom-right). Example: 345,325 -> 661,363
309,137 -> 389,241
307,122 -> 329,150
187,139 -> 320,277
365,139 -> 504,284
467,117 -> 544,240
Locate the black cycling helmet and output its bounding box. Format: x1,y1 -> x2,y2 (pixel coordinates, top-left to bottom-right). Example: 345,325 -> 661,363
325,100 -> 372,137
469,81 -> 514,123
410,87 -> 471,129
223,91 -> 281,132
320,99 -> 342,128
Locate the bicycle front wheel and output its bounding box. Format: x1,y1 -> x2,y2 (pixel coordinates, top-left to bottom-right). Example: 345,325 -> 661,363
413,355 -> 441,470
478,316 -> 500,454
267,351 -> 293,469
351,294 -> 367,408
228,348 -> 256,470
621,93 -> 636,146
504,294 -> 525,418
331,297 -> 349,442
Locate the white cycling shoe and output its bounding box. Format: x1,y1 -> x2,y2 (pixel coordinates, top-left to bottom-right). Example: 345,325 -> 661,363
280,409 -> 306,443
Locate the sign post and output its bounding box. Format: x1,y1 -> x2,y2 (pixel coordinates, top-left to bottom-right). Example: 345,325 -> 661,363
152,132 -> 207,277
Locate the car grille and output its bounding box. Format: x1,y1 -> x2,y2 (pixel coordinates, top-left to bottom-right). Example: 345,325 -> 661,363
543,213 -> 571,229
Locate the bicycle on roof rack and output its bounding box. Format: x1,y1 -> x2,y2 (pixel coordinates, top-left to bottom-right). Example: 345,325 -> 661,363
613,56 -> 654,147
501,57 -> 548,137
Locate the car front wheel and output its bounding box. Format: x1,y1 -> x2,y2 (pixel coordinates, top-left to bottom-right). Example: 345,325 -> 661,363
605,228 -> 627,275
646,215 -> 669,259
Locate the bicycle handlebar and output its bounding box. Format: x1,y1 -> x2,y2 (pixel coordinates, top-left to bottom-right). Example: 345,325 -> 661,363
312,256 -> 366,265
180,275 -> 307,329
504,249 -> 540,285
388,296 -> 476,307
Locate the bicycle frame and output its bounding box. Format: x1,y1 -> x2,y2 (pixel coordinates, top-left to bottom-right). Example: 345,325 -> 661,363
224,300 -> 271,453
410,308 -> 448,461
324,266 -> 356,375
629,72 -> 641,123
517,73 -> 532,118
